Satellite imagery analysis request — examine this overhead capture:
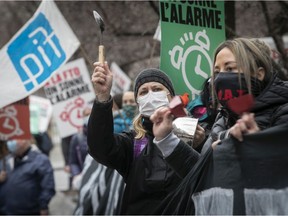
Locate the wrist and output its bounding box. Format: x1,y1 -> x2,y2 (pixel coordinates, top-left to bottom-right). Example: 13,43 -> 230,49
153,132 -> 180,157
154,131 -> 172,142
96,94 -> 110,103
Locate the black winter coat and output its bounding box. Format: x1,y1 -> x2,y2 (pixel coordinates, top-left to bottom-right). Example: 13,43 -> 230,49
87,98 -> 199,215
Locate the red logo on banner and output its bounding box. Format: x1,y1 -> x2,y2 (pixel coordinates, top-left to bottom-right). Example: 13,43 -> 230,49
60,97 -> 85,131
0,98 -> 31,141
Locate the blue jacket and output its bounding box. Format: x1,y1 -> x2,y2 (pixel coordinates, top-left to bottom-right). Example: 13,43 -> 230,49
113,110 -> 133,134
3,147 -> 55,215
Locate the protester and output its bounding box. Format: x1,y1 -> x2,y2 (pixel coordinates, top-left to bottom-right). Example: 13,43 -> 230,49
122,91 -> 137,120
74,93 -> 137,215
88,63 -> 203,214
68,107 -> 91,190
113,91 -> 137,133
150,37 -> 288,176
1,138 -> 55,215
202,37 -> 288,152
151,38 -> 288,172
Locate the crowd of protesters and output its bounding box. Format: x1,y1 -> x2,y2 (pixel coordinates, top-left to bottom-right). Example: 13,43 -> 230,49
1,36 -> 288,215
87,37 -> 288,215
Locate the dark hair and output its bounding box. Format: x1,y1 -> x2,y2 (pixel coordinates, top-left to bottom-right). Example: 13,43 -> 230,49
113,93 -> 123,109
200,78 -> 218,125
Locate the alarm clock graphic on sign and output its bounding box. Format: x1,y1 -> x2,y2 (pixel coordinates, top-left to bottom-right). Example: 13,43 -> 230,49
60,97 -> 85,131
0,106 -> 24,140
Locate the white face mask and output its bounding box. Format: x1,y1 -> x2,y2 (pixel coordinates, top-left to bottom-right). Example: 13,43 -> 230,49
137,91 -> 169,117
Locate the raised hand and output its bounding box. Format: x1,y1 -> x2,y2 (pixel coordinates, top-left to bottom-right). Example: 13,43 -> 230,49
91,62 -> 113,102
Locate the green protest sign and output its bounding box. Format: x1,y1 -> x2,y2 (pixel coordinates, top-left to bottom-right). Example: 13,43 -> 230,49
160,0 -> 225,99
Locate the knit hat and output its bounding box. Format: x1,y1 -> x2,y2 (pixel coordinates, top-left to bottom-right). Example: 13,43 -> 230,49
134,68 -> 175,99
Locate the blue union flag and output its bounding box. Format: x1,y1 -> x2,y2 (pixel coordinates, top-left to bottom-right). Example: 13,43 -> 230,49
0,0 -> 80,108
8,13 -> 66,91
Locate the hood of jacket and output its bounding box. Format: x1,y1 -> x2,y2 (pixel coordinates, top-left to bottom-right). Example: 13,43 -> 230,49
252,75 -> 288,112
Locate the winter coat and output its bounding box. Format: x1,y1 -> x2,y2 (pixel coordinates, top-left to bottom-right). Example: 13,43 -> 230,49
87,98 -> 199,215
202,75 -> 288,153
3,147 -> 55,215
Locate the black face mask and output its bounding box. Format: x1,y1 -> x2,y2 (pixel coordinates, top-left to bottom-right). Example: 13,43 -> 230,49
141,116 -> 153,135
214,72 -> 264,107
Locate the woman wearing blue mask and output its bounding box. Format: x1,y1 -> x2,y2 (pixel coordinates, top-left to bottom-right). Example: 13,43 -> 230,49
88,64 -> 202,214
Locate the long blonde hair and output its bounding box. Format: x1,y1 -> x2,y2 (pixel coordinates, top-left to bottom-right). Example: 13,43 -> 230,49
132,114 -> 146,139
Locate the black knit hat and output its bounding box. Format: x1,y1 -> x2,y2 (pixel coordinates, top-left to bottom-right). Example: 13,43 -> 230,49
134,68 -> 175,99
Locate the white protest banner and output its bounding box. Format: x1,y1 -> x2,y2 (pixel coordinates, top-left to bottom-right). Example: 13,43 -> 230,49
43,58 -> 95,138
110,62 -> 132,96
29,95 -> 53,134
0,0 -> 80,109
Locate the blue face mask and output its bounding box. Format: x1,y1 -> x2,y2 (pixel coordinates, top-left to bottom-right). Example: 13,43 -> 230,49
122,105 -> 137,118
7,140 -> 18,154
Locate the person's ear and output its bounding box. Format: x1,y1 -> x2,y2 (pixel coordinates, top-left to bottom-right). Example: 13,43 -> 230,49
256,67 -> 265,81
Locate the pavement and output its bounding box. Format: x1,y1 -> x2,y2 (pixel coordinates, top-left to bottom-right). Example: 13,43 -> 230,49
48,143 -> 78,215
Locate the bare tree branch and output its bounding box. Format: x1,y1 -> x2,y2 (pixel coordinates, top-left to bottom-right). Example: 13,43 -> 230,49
260,1 -> 288,79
